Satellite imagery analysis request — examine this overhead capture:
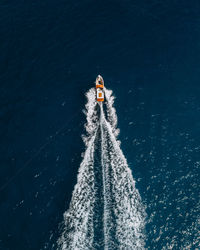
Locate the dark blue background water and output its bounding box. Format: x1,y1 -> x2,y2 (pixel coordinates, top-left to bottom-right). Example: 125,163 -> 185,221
0,1 -> 200,249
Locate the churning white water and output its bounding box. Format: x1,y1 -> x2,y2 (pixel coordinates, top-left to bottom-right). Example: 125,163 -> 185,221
57,87 -> 146,249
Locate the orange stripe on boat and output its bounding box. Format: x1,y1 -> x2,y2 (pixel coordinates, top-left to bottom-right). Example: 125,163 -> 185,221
96,84 -> 104,88
97,98 -> 104,102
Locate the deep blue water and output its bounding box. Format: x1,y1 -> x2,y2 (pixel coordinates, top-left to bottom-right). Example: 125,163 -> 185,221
0,1 -> 200,249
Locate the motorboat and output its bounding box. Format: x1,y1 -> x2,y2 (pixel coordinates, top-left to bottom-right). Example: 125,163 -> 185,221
95,75 -> 104,102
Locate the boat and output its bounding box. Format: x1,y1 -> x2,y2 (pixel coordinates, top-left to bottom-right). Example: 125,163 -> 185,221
96,75 -> 104,102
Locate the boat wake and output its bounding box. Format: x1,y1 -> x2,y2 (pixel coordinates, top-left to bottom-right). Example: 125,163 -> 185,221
57,88 -> 146,249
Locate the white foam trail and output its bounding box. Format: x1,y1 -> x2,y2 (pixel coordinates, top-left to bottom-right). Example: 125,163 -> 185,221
99,104 -> 109,250
82,88 -> 98,146
57,88 -> 98,250
57,134 -> 96,249
58,87 -> 146,249
100,105 -> 146,249
104,88 -> 120,137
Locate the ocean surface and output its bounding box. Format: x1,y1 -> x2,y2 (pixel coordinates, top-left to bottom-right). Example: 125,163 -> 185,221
0,1 -> 200,249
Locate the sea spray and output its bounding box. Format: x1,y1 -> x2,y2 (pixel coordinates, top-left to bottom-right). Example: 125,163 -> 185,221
100,107 -> 146,249
104,88 -> 119,138
82,88 -> 98,146
57,87 -> 146,249
57,135 -> 96,249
